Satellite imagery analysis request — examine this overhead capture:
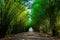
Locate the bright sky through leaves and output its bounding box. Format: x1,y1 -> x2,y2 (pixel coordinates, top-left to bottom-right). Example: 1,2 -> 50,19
24,0 -> 35,26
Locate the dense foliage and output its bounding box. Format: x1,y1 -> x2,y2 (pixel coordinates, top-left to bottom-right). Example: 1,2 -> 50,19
0,0 -> 60,38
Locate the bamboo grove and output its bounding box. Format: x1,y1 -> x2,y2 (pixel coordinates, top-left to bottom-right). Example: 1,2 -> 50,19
0,0 -> 60,38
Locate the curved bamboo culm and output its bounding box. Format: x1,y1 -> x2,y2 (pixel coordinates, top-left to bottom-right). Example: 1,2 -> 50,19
0,0 -> 29,35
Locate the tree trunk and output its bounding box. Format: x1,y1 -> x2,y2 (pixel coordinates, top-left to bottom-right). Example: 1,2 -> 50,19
48,5 -> 58,36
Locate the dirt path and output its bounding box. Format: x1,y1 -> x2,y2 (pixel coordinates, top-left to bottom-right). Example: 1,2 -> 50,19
0,32 -> 60,40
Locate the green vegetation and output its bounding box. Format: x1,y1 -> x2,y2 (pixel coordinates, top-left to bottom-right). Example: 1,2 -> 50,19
0,0 -> 60,38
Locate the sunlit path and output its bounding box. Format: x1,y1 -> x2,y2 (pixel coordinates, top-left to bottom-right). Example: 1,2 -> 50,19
6,32 -> 54,40
1,28 -> 55,40
0,27 -> 59,40
29,27 -> 34,32
10,28 -> 54,40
